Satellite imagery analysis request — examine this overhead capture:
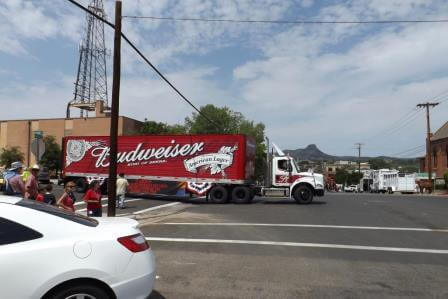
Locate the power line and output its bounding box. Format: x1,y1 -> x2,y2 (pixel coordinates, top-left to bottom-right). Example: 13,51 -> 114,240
416,102 -> 439,193
122,15 -> 448,25
362,88 -> 448,145
390,144 -> 425,157
362,108 -> 422,144
67,0 -> 221,130
355,143 -> 363,173
397,148 -> 426,158
381,110 -> 423,139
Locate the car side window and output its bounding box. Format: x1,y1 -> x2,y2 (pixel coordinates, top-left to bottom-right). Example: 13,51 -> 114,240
0,217 -> 43,245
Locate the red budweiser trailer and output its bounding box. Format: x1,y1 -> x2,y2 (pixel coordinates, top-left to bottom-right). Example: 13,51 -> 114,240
61,134 -> 324,204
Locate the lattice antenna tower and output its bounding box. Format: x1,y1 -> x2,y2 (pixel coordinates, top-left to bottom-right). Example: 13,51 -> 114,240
67,0 -> 110,118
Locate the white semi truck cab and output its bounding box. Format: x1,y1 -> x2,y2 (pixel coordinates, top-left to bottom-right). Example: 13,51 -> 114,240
260,143 -> 325,204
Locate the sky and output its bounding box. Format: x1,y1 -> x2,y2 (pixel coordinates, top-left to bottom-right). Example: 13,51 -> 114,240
1,0 -> 448,158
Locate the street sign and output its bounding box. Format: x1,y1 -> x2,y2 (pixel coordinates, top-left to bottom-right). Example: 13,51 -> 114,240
31,138 -> 45,162
33,130 -> 43,139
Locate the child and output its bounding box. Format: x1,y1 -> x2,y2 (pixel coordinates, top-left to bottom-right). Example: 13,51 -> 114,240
43,184 -> 56,205
36,186 -> 45,202
57,182 -> 76,212
84,181 -> 102,217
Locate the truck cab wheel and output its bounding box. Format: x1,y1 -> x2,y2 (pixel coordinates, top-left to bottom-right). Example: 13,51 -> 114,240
231,186 -> 251,204
209,185 -> 229,204
293,185 -> 314,204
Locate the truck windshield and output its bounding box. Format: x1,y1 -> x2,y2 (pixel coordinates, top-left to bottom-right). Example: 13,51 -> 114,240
292,159 -> 300,172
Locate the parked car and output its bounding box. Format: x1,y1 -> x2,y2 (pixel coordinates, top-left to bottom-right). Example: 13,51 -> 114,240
0,196 -> 156,299
344,185 -> 358,192
38,166 -> 51,184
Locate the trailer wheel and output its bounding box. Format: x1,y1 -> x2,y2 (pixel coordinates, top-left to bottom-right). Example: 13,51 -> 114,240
209,185 -> 229,204
293,185 -> 314,204
75,178 -> 88,193
231,186 -> 251,204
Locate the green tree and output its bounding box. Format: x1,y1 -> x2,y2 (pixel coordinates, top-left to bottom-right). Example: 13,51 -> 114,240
185,105 -> 244,134
334,168 -> 349,184
39,135 -> 61,171
368,158 -> 390,170
348,172 -> 363,185
139,119 -> 186,135
184,105 -> 266,181
0,146 -> 24,168
444,171 -> 448,188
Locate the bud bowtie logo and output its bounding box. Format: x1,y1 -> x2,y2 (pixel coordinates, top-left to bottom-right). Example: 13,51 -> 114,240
66,140 -> 103,167
184,144 -> 238,177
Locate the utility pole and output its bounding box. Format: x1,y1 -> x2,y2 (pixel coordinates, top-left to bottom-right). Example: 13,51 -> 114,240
417,102 -> 439,194
355,143 -> 363,174
107,0 -> 122,216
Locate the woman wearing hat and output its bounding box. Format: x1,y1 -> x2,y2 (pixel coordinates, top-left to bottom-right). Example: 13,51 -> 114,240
25,164 -> 40,200
4,161 -> 25,197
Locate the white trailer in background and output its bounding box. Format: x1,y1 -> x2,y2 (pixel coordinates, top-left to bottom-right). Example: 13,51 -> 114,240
371,169 -> 417,194
397,173 -> 417,193
372,169 -> 398,193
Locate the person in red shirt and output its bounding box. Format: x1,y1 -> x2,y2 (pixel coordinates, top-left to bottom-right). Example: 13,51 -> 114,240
25,164 -> 40,200
57,182 -> 76,212
36,187 -> 45,202
84,181 -> 102,217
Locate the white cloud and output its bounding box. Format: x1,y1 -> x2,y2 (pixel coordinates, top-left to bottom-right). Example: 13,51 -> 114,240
2,0 -> 448,156
0,75 -> 73,120
120,67 -> 231,124
300,0 -> 314,8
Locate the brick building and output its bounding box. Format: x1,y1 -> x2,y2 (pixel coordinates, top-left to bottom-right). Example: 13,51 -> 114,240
0,113 -> 142,167
419,121 -> 448,178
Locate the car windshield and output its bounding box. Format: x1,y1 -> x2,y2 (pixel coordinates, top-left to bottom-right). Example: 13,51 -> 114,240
17,199 -> 98,227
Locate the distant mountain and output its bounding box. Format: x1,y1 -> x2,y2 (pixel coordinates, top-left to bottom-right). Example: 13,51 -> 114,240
284,144 -> 335,161
284,144 -> 417,162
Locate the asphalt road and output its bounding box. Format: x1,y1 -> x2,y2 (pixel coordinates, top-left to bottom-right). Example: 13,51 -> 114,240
51,185 -> 183,216
137,193 -> 448,299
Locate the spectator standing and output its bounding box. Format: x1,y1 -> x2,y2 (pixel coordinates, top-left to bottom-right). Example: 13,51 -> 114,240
4,161 -> 25,197
43,184 -> 56,205
116,173 -> 129,209
83,181 -> 102,217
22,167 -> 30,182
57,182 -> 76,212
36,187 -> 45,202
25,164 -> 40,200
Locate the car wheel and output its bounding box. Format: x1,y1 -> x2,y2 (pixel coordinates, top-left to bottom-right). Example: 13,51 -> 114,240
49,284 -> 110,299
209,185 -> 229,203
293,185 -> 314,204
231,186 -> 251,204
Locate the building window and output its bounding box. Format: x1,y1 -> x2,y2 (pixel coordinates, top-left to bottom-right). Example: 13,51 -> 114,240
446,145 -> 448,167
433,148 -> 437,167
328,167 -> 333,171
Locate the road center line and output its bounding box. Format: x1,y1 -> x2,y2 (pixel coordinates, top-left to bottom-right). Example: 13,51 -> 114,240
150,223 -> 448,233
146,237 -> 448,254
133,202 -> 181,215
76,198 -> 145,212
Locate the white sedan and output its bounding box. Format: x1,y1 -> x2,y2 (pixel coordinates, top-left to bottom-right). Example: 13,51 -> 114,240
0,196 -> 156,299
